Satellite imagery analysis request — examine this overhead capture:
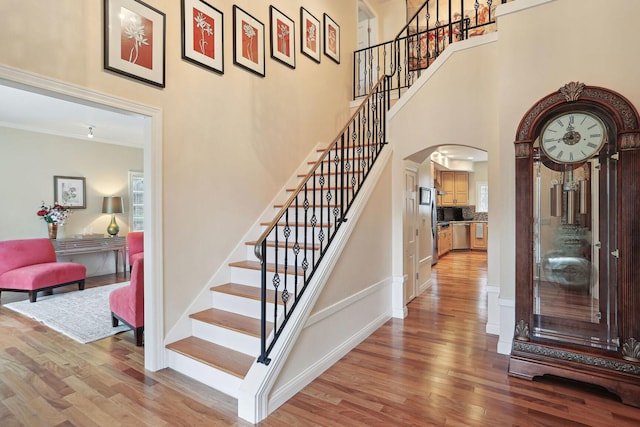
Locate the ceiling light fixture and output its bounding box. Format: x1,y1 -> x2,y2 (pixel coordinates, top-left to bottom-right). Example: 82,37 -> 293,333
88,126 -> 94,138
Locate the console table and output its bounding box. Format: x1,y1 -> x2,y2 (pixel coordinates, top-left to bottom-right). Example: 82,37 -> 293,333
52,236 -> 126,275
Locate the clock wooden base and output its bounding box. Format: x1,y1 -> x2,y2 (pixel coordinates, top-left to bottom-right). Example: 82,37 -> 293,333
509,341 -> 640,408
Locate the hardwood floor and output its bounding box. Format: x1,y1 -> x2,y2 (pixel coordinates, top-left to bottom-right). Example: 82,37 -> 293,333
1,252 -> 639,426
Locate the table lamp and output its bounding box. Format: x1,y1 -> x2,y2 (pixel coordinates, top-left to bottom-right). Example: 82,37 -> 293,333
102,196 -> 123,236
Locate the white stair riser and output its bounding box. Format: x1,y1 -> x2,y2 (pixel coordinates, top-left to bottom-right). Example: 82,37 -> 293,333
166,350 -> 243,399
211,291 -> 278,320
230,266 -> 304,289
245,245 -> 320,266
259,224 -> 334,242
191,320 -> 260,356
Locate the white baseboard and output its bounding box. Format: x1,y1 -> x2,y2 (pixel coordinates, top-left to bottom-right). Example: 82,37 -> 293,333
485,285 -> 500,335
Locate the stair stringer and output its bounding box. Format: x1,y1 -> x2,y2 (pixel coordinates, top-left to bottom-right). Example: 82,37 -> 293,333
163,142 -> 328,345
236,146 -> 393,424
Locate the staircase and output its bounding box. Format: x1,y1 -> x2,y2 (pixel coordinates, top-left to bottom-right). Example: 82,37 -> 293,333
165,143 -> 360,398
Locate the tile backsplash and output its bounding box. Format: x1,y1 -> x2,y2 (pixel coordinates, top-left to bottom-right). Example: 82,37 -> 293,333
462,205 -> 488,221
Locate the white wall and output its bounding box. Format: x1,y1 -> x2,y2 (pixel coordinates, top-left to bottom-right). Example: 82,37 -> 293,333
0,127 -> 143,275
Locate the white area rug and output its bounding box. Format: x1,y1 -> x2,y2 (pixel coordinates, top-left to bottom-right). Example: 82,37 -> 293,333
4,282 -> 132,344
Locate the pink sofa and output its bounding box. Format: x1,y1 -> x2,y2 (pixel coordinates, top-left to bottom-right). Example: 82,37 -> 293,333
110,257 -> 144,346
0,238 -> 86,302
127,231 -> 143,274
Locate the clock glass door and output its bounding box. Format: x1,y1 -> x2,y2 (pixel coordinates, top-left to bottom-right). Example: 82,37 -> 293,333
531,138 -> 618,350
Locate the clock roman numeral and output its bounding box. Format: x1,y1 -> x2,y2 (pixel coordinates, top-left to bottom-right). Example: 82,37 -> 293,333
556,119 -> 564,127
590,133 -> 602,138
557,150 -> 564,159
586,142 -> 598,148
587,123 -> 599,130
569,152 -> 574,161
547,145 -> 558,152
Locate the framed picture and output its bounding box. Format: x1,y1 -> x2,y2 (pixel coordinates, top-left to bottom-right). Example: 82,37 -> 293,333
300,7 -> 320,63
233,5 -> 265,77
419,187 -> 431,205
181,0 -> 224,74
323,13 -> 340,64
54,176 -> 86,209
269,6 -> 295,69
103,0 -> 166,88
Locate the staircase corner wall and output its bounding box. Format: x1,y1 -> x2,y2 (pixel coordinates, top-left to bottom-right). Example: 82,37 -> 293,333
238,148 -> 394,422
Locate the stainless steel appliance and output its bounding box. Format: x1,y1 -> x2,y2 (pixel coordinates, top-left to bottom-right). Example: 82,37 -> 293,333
452,222 -> 471,250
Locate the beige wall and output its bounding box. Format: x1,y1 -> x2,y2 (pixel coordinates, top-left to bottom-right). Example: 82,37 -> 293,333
0,127 -> 143,276
0,127 -> 143,240
0,0 -> 361,330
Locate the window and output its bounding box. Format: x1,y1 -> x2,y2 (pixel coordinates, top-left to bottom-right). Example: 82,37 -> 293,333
476,182 -> 488,212
128,170 -> 144,231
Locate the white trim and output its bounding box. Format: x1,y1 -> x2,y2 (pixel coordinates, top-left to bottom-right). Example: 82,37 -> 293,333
305,277 -> 392,328
0,64 -> 165,371
485,285 -> 501,335
392,274 -> 407,318
497,297 -> 515,355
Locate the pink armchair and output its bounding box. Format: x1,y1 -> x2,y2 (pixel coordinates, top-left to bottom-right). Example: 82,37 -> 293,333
109,257 -> 144,346
127,231 -> 143,274
0,238 -> 86,302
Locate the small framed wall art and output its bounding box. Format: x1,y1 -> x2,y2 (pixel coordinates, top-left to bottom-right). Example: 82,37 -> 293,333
300,7 -> 320,63
419,187 -> 431,205
54,176 -> 86,209
233,5 -> 265,77
323,13 -> 340,64
103,0 -> 166,87
181,0 -> 224,74
269,6 -> 295,69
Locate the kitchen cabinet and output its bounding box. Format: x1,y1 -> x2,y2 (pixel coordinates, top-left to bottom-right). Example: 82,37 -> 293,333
437,225 -> 452,256
470,222 -> 488,250
440,171 -> 468,206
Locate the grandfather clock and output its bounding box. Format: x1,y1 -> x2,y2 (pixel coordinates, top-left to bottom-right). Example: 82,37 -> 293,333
509,82 -> 640,405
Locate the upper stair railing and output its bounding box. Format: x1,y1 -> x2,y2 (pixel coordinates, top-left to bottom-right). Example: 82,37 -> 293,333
354,0 -> 510,99
255,77 -> 391,365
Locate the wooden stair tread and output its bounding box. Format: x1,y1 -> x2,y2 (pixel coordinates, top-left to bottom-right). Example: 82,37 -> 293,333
286,186 -> 354,192
166,336 -> 254,379
273,202 -> 340,208
212,282 -> 282,305
229,260 -> 305,276
245,240 -> 320,250
297,170 -> 363,177
260,221 -> 332,227
189,308 -> 270,337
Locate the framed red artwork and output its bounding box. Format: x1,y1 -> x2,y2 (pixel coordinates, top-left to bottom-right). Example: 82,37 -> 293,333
269,6 -> 295,69
233,5 -> 265,77
103,0 -> 166,87
300,7 -> 320,63
181,0 -> 224,75
323,13 -> 340,64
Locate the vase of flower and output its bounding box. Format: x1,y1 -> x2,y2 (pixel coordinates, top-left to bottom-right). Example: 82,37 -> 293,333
48,223 -> 58,239
37,202 -> 70,239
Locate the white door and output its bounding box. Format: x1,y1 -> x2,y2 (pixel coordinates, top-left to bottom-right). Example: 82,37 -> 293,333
404,168 -> 418,304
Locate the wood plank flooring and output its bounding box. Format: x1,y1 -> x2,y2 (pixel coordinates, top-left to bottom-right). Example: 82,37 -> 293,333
1,251 -> 639,426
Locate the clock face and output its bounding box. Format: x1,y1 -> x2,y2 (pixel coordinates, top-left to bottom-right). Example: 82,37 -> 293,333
540,112 -> 606,164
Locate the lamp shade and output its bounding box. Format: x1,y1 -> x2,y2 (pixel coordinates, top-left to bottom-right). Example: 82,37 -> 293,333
102,196 -> 123,214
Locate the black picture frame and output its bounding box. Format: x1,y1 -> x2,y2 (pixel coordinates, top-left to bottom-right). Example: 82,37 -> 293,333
233,5 -> 265,77
181,0 -> 224,75
103,0 -> 166,88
